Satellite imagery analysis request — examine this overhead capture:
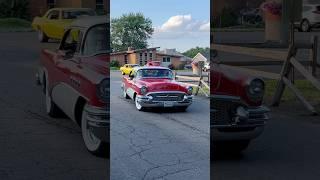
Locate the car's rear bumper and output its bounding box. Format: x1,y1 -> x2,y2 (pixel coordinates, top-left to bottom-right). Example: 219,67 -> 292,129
85,105 -> 109,142
137,94 -> 193,108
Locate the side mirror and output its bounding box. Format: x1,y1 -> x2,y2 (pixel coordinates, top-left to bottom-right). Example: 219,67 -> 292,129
129,72 -> 134,80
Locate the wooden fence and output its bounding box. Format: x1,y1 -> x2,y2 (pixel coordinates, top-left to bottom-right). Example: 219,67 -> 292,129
212,34 -> 320,114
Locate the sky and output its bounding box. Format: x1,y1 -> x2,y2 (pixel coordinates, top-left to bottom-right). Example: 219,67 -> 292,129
111,0 -> 210,52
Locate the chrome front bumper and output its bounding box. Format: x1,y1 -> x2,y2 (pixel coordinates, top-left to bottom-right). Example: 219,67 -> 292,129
137,94 -> 193,108
211,96 -> 269,141
85,105 -> 109,142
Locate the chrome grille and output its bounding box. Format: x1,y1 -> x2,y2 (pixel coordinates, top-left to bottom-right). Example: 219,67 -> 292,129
211,99 -> 239,126
150,93 -> 185,101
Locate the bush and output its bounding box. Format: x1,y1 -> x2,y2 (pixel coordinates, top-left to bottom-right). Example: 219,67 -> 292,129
110,60 -> 120,67
0,0 -> 30,20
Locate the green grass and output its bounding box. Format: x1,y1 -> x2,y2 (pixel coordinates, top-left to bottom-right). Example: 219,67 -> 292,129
110,67 -> 120,71
265,79 -> 320,102
0,18 -> 32,31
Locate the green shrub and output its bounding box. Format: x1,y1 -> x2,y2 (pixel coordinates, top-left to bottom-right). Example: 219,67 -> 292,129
110,60 -> 120,67
220,7 -> 238,28
0,0 -> 30,20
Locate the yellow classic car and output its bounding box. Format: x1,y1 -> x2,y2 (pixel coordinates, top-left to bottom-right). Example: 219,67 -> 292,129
32,8 -> 96,42
120,64 -> 140,75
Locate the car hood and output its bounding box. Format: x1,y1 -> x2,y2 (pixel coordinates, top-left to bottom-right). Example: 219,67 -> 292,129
136,78 -> 187,93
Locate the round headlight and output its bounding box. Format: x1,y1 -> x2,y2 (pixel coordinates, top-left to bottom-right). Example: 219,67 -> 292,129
246,78 -> 265,101
140,86 -> 148,95
97,78 -> 109,102
187,86 -> 193,95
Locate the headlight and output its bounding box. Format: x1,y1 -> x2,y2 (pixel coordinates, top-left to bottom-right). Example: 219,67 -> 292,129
140,86 -> 148,95
97,78 -> 109,102
187,86 -> 193,95
246,78 -> 265,101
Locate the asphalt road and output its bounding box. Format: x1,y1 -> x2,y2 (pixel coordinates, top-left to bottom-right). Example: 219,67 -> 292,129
212,31 -> 320,180
0,32 -> 108,180
110,71 -> 210,180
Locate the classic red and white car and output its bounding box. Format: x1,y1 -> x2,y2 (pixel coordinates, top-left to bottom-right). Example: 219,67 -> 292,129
36,16 -> 109,156
211,56 -> 269,153
121,66 -> 193,111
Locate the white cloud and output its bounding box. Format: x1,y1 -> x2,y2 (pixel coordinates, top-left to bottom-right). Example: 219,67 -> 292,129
159,14 -> 192,32
199,22 -> 210,32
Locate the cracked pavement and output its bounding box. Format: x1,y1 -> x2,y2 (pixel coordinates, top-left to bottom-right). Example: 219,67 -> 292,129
0,32 -> 108,180
110,71 -> 210,180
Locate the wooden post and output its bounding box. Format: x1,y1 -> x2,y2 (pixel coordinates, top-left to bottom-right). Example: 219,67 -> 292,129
312,36 -> 318,76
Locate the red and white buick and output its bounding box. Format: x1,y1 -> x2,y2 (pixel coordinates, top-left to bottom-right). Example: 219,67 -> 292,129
36,16 -> 109,156
121,66 -> 193,111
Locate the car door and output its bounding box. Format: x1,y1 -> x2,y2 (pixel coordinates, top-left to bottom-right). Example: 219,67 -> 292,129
51,28 -> 84,120
44,10 -> 61,38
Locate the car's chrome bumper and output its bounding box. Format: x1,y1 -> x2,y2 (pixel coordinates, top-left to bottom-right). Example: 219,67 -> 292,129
137,95 -> 193,108
85,105 -> 109,142
211,103 -> 269,141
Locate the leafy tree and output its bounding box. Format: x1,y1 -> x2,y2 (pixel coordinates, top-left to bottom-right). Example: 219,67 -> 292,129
111,13 -> 154,52
183,47 -> 210,58
0,0 -> 30,19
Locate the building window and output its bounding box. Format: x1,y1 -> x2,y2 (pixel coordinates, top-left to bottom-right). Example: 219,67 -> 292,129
96,0 -> 104,10
47,0 -> 55,9
124,54 -> 128,64
144,52 -> 148,64
149,52 -> 153,60
162,57 -> 171,62
139,53 -> 143,65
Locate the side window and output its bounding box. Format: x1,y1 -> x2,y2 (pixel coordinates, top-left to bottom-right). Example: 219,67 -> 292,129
61,29 -> 81,57
47,10 -> 60,20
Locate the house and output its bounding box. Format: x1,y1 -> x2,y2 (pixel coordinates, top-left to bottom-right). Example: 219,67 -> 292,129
28,0 -> 108,17
156,49 -> 192,69
111,48 -> 192,69
111,47 -> 159,66
192,52 -> 210,66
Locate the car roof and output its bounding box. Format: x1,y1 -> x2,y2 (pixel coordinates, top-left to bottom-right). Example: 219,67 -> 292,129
134,66 -> 170,71
70,16 -> 108,28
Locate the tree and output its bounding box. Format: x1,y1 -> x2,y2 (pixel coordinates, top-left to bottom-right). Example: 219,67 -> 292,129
111,13 -> 154,52
0,0 -> 30,19
183,47 -> 210,58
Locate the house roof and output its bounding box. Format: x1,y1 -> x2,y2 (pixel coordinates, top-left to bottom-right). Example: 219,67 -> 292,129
192,52 -> 209,62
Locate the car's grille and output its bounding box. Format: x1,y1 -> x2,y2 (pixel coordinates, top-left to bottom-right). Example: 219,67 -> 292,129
211,99 -> 239,126
150,93 -> 185,101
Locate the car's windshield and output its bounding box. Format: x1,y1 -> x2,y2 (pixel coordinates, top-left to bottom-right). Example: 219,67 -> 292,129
63,10 -> 96,19
131,64 -> 139,68
136,69 -> 173,79
83,24 -> 108,55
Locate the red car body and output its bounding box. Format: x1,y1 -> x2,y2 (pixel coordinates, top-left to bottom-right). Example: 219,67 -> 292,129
211,63 -> 269,152
36,16 -> 109,156
121,66 -> 193,111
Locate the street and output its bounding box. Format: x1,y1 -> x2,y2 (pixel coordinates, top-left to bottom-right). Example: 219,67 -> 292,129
110,71 -> 210,180
0,32 -> 108,180
212,31 -> 320,180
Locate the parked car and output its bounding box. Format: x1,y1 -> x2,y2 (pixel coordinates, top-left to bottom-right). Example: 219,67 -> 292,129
36,16 -> 109,156
211,62 -> 269,153
203,62 -> 210,72
239,8 -> 263,25
32,8 -> 96,42
120,64 -> 139,75
146,61 -> 161,67
297,4 -> 320,32
121,66 -> 193,111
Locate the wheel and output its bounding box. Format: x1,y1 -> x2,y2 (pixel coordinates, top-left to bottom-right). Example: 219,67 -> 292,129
44,79 -> 61,117
213,140 -> 250,154
300,19 -> 311,32
81,103 -> 108,157
135,95 -> 144,111
122,85 -> 130,99
38,29 -> 48,42
121,71 -> 125,75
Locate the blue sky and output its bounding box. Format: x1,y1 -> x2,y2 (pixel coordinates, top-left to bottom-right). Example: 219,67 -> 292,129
111,0 -> 210,52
